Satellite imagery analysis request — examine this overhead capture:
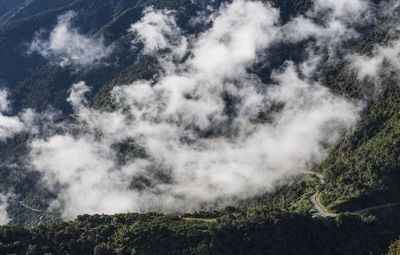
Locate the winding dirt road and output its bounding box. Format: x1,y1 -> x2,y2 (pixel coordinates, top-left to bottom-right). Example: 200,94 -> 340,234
305,172 -> 398,217
310,193 -> 337,217
19,201 -> 45,213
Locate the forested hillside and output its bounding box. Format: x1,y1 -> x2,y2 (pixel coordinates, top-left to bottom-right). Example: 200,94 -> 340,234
0,0 -> 399,254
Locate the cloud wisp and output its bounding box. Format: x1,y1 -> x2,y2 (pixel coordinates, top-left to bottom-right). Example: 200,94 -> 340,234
0,193 -> 14,225
25,0 -> 366,219
0,89 -> 36,141
350,30 -> 400,80
28,11 -> 113,68
130,7 -> 187,56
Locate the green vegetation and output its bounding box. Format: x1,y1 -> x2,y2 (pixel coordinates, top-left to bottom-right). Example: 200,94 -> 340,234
318,90 -> 400,212
315,193 -> 329,213
387,238 -> 400,255
317,29 -> 400,211
2,174 -> 400,254
239,175 -> 320,214
91,55 -> 160,110
182,217 -> 218,223
1,205 -> 400,254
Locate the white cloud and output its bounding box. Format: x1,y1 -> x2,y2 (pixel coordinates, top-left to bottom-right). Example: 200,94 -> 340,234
130,7 -> 186,55
0,89 -> 10,113
28,11 -> 112,67
313,0 -> 369,20
0,115 -> 25,141
0,91 -> 59,142
0,193 -> 13,225
350,37 -> 400,80
190,0 -> 279,79
67,81 -> 91,110
280,0 -> 372,61
27,0 -> 364,219
0,90 -> 31,142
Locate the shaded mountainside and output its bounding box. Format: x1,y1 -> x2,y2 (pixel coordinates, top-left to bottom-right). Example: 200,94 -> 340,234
0,0 -> 25,17
0,0 -> 229,227
0,0 -> 400,254
0,0 -> 319,227
0,0 -> 312,113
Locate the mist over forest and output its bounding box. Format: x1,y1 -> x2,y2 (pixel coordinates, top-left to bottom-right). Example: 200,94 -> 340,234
0,0 -> 400,254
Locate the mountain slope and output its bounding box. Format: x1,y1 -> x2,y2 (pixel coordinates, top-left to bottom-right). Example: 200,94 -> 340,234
0,0 -> 399,254
0,0 -> 25,17
316,26 -> 400,212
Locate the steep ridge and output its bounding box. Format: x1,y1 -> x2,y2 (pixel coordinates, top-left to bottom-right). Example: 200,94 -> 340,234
317,29 -> 400,212
0,0 -> 74,25
0,0 -> 25,17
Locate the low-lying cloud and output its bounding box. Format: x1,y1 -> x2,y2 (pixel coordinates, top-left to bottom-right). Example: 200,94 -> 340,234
25,0 -> 366,219
130,7 -> 186,55
28,11 -> 112,67
350,30 -> 400,80
0,89 -> 34,141
0,193 -> 13,225
4,0 -> 396,221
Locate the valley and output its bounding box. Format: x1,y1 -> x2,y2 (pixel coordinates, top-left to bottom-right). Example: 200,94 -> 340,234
0,0 -> 399,254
